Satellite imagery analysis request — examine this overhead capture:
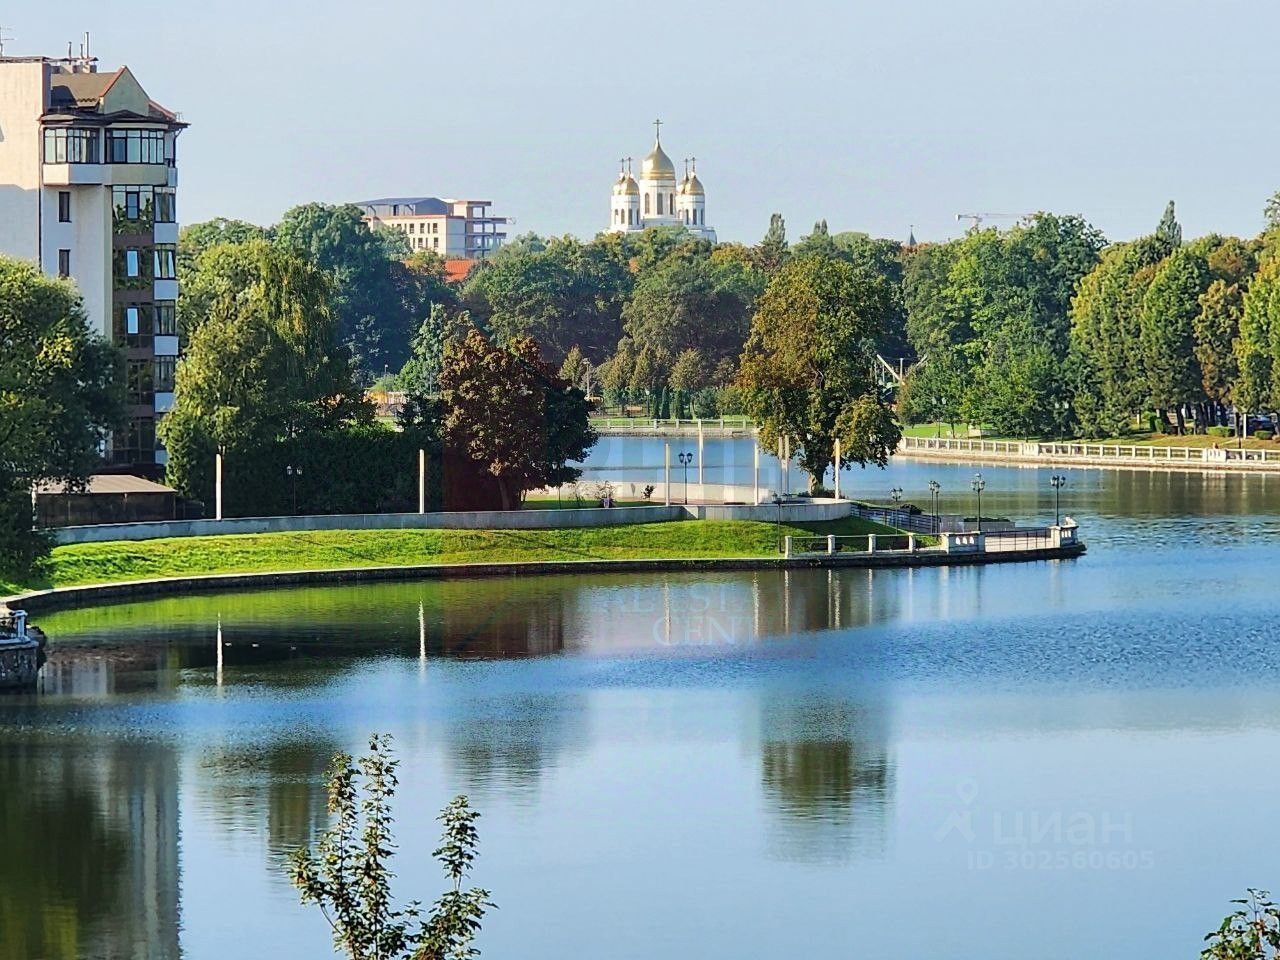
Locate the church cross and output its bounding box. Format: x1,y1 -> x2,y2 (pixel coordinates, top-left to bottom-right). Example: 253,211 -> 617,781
688,156 -> 697,174
653,118 -> 663,141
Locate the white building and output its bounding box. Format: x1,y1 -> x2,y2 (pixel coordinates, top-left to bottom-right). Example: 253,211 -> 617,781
357,197 -> 508,259
0,49 -> 185,470
608,122 -> 715,242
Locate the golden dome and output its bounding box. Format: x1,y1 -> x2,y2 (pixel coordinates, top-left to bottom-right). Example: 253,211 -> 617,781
679,173 -> 705,196
613,173 -> 639,196
640,139 -> 676,180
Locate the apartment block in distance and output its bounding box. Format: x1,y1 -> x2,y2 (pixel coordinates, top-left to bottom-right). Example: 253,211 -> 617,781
357,197 -> 508,259
0,46 -> 185,471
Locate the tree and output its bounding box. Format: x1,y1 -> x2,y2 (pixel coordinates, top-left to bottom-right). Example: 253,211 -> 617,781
462,236 -> 631,366
178,217 -> 266,279
400,304 -> 470,400
620,254 -> 762,370
1201,889 -> 1280,960
290,734 -> 492,960
0,258 -> 123,573
1139,247 -> 1210,431
737,256 -> 900,487
1156,200 -> 1183,250
159,241 -> 370,512
755,213 -> 789,273
791,219 -> 838,260
438,330 -> 595,509
274,203 -> 415,376
1237,257 -> 1280,416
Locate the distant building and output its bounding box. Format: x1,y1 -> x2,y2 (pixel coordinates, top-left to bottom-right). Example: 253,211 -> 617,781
0,46 -> 185,470
357,197 -> 508,259
608,120 -> 715,242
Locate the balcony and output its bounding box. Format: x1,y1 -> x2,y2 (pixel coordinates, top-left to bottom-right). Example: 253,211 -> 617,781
43,162 -> 171,187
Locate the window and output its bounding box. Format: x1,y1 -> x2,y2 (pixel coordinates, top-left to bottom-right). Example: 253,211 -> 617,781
120,417 -> 156,462
105,129 -> 166,164
127,359 -> 154,404
155,187 -> 176,224
126,249 -> 141,277
656,193 -> 663,216
114,303 -> 156,346
154,357 -> 176,393
644,194 -> 650,215
432,222 -> 439,234
433,237 -> 439,249
57,249 -> 70,278
155,301 -> 177,335
43,128 -> 99,163
153,245 -> 177,280
58,192 -> 71,222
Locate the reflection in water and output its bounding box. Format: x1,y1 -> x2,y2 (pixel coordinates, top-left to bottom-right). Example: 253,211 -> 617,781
758,693 -> 893,863
194,739 -> 339,866
0,740 -> 180,960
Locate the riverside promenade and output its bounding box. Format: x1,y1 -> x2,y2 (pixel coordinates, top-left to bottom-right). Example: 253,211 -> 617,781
899,436 -> 1280,473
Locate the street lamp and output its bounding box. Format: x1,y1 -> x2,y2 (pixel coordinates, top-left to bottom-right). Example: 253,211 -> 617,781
889,486 -> 903,506
678,451 -> 694,505
285,464 -> 303,515
772,494 -> 784,553
928,479 -> 941,534
1049,474 -> 1066,526
970,473 -> 985,533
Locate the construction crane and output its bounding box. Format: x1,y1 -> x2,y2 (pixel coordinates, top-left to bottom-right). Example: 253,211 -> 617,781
955,212 -> 1025,233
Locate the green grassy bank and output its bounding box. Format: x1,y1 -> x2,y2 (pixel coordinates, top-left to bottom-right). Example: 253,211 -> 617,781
0,517 -> 897,596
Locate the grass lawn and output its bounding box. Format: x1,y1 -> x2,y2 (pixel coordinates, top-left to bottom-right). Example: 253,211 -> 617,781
0,516 -> 900,596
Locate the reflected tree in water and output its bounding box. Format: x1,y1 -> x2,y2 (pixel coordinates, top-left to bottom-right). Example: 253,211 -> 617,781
758,695 -> 894,863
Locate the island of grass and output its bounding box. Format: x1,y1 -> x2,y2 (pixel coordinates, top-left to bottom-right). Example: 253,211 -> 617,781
0,516 -> 903,597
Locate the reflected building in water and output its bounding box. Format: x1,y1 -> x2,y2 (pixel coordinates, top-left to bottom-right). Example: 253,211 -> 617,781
0,740 -> 180,960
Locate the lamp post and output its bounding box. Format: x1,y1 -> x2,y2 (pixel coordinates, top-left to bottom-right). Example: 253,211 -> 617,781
285,464 -> 303,515
928,479 -> 941,534
678,451 -> 693,504
889,486 -> 903,505
970,472 -> 985,533
772,494 -> 783,553
1049,473 -> 1066,526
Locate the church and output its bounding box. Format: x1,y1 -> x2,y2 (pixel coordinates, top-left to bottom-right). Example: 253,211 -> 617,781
608,121 -> 716,242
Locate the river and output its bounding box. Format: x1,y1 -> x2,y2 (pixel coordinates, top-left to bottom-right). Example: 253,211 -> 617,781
2,448 -> 1279,959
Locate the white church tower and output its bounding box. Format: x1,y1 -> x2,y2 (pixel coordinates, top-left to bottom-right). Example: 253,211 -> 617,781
608,120 -> 715,241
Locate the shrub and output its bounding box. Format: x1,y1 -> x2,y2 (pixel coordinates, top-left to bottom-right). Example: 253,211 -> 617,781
1254,429 -> 1274,441
1206,425 -> 1232,438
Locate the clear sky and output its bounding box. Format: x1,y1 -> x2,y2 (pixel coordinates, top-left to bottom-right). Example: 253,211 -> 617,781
13,0 -> 1280,245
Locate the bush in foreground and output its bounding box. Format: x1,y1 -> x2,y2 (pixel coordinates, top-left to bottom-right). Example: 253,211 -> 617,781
290,734 -> 493,960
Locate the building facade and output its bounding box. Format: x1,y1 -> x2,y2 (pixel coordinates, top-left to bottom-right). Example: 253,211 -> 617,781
0,51 -> 185,470
357,197 -> 508,259
608,122 -> 715,242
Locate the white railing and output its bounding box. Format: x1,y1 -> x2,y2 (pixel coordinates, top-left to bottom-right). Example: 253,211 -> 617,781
900,436 -> 1279,466
0,610 -> 28,645
592,416 -> 756,434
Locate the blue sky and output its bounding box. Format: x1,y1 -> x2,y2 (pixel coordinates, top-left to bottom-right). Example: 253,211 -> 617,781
15,0 -> 1280,245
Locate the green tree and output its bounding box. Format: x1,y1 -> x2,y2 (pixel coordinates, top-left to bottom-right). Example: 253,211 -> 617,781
1156,200 -> 1183,250
400,304 -> 470,400
438,330 -> 595,509
0,258 -> 123,573
1139,247 -> 1210,431
1191,236 -> 1257,419
620,254 -> 762,369
274,203 -> 414,376
160,241 -> 370,511
178,217 -> 266,279
290,735 -> 492,960
1201,889 -> 1280,960
462,236 -> 631,366
738,256 -> 900,487
791,219 -> 838,260
755,213 -> 789,273
1237,256 -> 1280,416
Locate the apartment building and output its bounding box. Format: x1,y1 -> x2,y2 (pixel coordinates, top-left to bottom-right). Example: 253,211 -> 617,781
357,197 -> 508,259
0,49 -> 185,471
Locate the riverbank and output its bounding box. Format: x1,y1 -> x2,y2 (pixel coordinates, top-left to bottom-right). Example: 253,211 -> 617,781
898,435 -> 1280,473
0,518 -> 895,598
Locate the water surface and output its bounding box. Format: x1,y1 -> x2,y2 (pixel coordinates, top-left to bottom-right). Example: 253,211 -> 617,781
3,454 -> 1279,959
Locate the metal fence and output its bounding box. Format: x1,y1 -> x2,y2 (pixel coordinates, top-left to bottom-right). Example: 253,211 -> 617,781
901,435 -> 1280,467
981,527 -> 1054,552
850,502 -> 939,534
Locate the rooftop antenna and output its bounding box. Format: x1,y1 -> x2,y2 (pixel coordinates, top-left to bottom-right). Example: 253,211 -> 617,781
0,26 -> 13,57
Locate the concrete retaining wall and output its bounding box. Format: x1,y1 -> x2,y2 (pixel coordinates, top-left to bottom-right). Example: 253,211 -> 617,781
51,505 -> 689,545
48,499 -> 854,545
